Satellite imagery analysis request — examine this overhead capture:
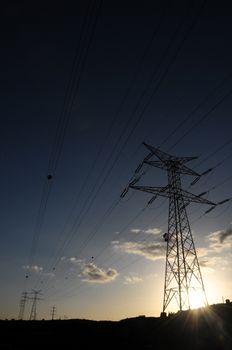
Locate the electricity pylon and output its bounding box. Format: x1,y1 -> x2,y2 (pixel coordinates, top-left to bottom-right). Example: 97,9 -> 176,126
29,290 -> 43,320
50,306 -> 56,320
18,292 -> 28,320
121,143 -> 216,314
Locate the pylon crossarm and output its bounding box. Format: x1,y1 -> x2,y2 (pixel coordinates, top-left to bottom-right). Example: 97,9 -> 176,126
180,189 -> 215,205
143,142 -> 198,164
130,185 -> 215,205
181,191 -> 208,209
143,142 -> 174,162
129,185 -> 170,198
177,164 -> 200,176
145,160 -> 200,176
135,152 -> 153,173
122,144 -> 212,313
144,160 -> 167,170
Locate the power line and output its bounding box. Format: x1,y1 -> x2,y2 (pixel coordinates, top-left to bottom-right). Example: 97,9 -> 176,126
43,105 -> 232,301
31,2 -> 169,289
159,76 -> 232,151
26,0 -> 98,273
169,88 -> 232,151
56,146 -> 232,301
85,92 -> 232,270
121,143 -> 216,313
51,1 -> 203,267
36,1 -> 230,300
48,176 -> 231,303
82,105 -> 232,266
30,0 -> 103,290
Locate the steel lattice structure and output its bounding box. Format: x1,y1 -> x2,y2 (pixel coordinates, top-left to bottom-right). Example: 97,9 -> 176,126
29,290 -> 43,321
18,292 -> 28,320
121,143 -> 216,313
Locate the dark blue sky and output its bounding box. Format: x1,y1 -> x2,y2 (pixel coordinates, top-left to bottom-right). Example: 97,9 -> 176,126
1,1 -> 232,320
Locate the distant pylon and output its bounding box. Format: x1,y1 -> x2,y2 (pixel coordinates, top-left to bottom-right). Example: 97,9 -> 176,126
50,306 -> 56,320
18,292 -> 28,320
121,143 -> 216,313
29,290 -> 43,320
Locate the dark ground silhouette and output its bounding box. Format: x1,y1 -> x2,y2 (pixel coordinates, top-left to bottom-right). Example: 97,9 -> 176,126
1,303 -> 232,349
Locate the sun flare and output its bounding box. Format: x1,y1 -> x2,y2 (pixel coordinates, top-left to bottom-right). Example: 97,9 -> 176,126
189,290 -> 206,309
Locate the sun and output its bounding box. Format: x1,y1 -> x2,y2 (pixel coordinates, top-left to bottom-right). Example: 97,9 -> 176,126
189,289 -> 206,309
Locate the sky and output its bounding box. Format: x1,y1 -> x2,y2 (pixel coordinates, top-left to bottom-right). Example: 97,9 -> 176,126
0,0 -> 232,321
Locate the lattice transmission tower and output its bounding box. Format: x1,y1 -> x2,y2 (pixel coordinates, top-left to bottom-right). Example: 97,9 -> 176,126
29,290 -> 43,320
50,305 -> 57,320
18,291 -> 28,320
121,143 -> 216,314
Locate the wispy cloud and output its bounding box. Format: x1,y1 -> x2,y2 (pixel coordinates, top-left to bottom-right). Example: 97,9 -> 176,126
130,227 -> 161,235
80,263 -> 118,284
111,240 -> 120,245
196,229 -> 232,261
196,247 -> 209,258
130,229 -> 140,233
124,275 -> 143,284
61,256 -> 83,265
199,256 -> 223,269
218,228 -> 232,243
198,228 -> 232,271
199,255 -> 230,272
143,228 -> 161,235
113,241 -> 165,261
22,265 -> 43,273
22,265 -> 55,278
208,230 -> 232,253
61,257 -> 118,283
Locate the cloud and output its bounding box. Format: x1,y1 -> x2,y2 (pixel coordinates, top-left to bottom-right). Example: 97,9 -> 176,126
143,228 -> 161,235
199,256 -> 230,271
113,241 -> 165,261
22,265 -> 43,273
218,228 -> 232,243
207,230 -> 232,253
199,256 -> 222,269
22,265 -> 55,278
197,228 -> 232,272
111,240 -> 120,245
124,275 -> 143,284
130,227 -> 161,235
61,256 -> 83,265
80,263 -> 118,283
130,229 -> 140,233
196,247 -> 209,258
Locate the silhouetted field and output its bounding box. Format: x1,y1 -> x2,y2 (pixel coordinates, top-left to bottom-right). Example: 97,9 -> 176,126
1,303 -> 232,349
